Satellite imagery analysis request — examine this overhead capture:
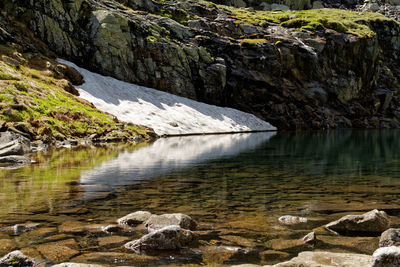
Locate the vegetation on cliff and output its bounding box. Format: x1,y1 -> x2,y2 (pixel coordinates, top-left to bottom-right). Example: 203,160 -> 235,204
0,43 -> 154,142
230,8 -> 397,37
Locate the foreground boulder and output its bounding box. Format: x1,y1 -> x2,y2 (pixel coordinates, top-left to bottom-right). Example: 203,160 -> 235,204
124,225 -> 197,252
379,228 -> 400,247
0,250 -> 35,266
372,246 -> 400,267
117,211 -> 152,226
325,209 -> 390,235
271,251 -> 373,266
144,213 -> 197,232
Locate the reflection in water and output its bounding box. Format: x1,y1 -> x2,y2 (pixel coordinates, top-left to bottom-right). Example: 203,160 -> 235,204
0,130 -> 400,266
79,132 -> 276,186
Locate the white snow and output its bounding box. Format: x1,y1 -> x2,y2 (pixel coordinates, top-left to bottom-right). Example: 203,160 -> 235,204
57,59 -> 276,136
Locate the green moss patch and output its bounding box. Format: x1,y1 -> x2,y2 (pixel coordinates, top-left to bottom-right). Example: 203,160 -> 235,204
230,8 -> 398,37
0,44 -> 154,141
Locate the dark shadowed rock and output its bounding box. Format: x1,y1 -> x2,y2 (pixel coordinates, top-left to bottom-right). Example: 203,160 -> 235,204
124,225 -> 197,252
117,211 -> 152,226
372,246 -> 400,267
325,209 -> 390,235
0,250 -> 35,266
101,224 -> 123,234
379,228 -> 400,247
144,213 -> 197,232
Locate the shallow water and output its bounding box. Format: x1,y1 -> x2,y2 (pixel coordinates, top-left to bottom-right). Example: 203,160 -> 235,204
0,130 -> 400,266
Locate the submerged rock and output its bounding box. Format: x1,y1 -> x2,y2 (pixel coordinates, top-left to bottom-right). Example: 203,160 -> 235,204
379,228 -> 400,247
0,250 -> 35,266
101,224 -> 124,234
117,211 -> 152,226
12,223 -> 39,235
124,225 -> 197,252
372,246 -> 400,267
144,213 -> 197,232
325,209 -> 390,235
37,242 -> 80,263
201,246 -> 254,265
278,215 -> 308,225
272,251 -> 373,266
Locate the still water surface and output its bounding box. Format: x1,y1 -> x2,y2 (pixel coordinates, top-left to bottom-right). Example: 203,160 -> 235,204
0,130 -> 399,266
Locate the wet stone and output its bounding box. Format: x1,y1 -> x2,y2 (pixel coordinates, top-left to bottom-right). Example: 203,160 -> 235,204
201,246 -> 251,265
97,236 -> 131,247
0,250 -> 35,266
58,221 -> 87,234
12,223 -> 39,235
219,235 -> 258,248
301,231 -> 316,247
325,209 -> 390,235
37,242 -> 80,263
144,213 -> 197,232
19,247 -> 43,262
372,246 -> 400,267
0,238 -> 17,255
266,238 -> 305,251
101,224 -> 123,234
70,252 -> 157,265
117,211 -> 152,226
259,250 -> 291,263
125,225 -> 197,252
379,228 -> 400,247
273,251 -> 373,266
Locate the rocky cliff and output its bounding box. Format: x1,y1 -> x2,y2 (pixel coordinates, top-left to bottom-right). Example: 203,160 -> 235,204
1,0 -> 400,130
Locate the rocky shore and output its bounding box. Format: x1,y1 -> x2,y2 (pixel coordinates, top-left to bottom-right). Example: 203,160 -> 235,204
0,209 -> 399,266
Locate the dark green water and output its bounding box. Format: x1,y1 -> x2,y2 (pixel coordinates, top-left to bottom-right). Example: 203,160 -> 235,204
0,130 -> 399,266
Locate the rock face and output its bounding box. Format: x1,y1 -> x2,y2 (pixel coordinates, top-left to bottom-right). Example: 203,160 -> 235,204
372,246 -> 400,267
273,251 -> 374,266
0,131 -> 30,157
124,225 -> 197,251
117,211 -> 152,226
325,209 -> 390,235
0,250 -> 35,266
144,213 -> 197,232
1,0 -> 400,130
379,228 -> 400,247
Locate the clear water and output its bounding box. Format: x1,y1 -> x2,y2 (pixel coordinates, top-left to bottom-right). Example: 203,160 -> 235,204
0,130 -> 399,266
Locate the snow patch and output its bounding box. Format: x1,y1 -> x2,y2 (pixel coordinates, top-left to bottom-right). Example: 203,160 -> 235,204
57,59 -> 276,135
